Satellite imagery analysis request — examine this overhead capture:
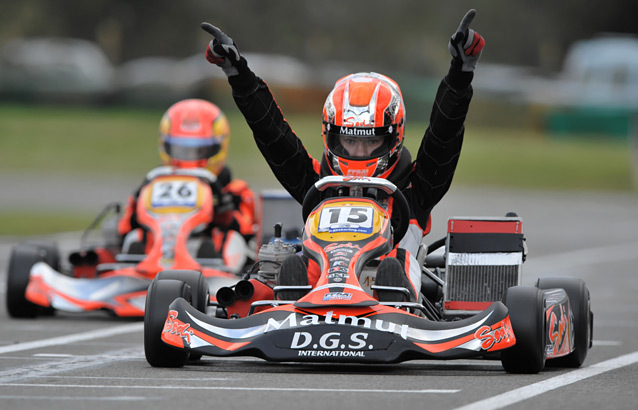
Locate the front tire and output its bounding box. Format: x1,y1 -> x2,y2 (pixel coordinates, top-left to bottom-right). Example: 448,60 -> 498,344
144,279 -> 192,367
536,276 -> 592,368
501,286 -> 547,374
6,243 -> 51,318
155,270 -> 209,362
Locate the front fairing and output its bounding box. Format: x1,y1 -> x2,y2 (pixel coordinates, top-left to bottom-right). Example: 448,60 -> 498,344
162,298 -> 515,363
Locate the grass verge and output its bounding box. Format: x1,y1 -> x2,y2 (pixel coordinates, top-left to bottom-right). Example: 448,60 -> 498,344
1,104 -> 634,236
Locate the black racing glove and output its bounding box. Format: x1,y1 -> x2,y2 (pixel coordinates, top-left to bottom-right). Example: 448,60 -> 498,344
448,9 -> 485,73
201,22 -> 250,77
201,22 -> 257,93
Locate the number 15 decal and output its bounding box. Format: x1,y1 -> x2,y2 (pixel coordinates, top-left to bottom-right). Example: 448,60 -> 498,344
318,206 -> 374,233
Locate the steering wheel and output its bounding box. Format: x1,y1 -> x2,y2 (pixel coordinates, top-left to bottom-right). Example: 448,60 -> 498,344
301,180 -> 410,245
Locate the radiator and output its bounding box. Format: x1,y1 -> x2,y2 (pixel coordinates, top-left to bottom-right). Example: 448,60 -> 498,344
443,217 -> 525,315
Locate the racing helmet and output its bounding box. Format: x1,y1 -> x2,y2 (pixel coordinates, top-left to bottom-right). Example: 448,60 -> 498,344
158,99 -> 230,175
322,72 -> 405,178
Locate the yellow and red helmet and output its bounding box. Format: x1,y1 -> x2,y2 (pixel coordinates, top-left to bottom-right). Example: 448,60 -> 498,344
322,72 -> 405,178
158,99 -> 230,175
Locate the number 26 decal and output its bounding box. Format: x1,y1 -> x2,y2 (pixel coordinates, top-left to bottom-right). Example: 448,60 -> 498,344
151,180 -> 199,207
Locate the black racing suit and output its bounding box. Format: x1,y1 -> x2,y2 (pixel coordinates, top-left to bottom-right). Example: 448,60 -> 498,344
224,65 -> 474,298
226,67 -> 474,234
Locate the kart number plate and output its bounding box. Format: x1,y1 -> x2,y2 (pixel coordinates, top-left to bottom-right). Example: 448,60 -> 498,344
318,206 -> 373,234
150,180 -> 199,208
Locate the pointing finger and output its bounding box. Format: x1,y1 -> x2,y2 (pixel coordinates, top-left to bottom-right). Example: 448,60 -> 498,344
455,9 -> 476,34
200,22 -> 233,45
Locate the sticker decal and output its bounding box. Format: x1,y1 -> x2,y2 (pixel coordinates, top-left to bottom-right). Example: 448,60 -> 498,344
151,180 -> 198,208
474,320 -> 515,350
322,292 -> 353,301
163,310 -> 193,345
318,206 -> 374,234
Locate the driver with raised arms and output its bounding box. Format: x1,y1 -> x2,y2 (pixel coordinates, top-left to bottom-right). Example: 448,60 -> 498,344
200,10 -> 485,301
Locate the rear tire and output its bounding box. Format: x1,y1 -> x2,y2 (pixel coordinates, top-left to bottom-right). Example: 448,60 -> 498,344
6,243 -> 54,318
501,286 -> 546,374
155,270 -> 209,313
144,279 -> 192,367
536,276 -> 592,368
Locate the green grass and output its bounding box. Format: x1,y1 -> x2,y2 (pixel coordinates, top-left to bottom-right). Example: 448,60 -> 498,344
0,212 -> 95,237
1,103 -> 634,235
1,104 -> 160,175
454,127 -> 633,191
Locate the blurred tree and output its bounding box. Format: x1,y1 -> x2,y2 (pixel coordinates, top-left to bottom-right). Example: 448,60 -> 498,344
0,0 -> 635,71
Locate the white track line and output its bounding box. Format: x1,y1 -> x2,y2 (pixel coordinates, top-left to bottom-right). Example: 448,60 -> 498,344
45,376 -> 235,381
0,395 -> 151,401
452,351 -> 638,410
0,383 -> 458,394
0,347 -> 142,383
0,322 -> 143,355
593,340 -> 622,346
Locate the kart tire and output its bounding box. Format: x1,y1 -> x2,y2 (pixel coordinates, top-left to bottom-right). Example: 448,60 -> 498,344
156,270 -> 209,313
154,271 -> 209,363
6,243 -> 50,318
501,285 -> 546,374
276,255 -> 309,300
24,240 -> 61,271
23,240 -> 60,316
144,278 -> 192,368
536,276 -> 592,368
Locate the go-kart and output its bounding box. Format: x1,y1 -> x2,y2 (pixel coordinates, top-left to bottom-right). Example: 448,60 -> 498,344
144,176 -> 593,373
6,166 -> 243,318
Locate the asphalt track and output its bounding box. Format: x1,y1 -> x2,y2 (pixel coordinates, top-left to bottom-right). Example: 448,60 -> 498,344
1,186 -> 637,410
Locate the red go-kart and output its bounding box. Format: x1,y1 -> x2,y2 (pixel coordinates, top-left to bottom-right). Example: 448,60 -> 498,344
6,167 -> 243,318
143,176 -> 592,373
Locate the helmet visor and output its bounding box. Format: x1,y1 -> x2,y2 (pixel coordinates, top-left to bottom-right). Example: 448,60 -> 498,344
163,136 -> 221,161
324,123 -> 397,160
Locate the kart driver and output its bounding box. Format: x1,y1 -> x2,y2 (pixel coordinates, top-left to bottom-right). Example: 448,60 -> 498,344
117,99 -> 257,273
200,9 -> 485,301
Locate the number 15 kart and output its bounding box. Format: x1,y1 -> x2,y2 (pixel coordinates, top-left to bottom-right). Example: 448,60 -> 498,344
144,176 -> 593,373
6,167 -> 244,318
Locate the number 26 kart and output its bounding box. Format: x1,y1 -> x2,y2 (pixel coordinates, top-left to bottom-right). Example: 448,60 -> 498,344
6,167 -> 244,318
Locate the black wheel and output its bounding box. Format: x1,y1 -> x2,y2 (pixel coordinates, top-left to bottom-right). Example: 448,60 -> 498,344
24,240 -> 61,270
23,240 -> 60,316
276,255 -> 309,300
536,276 -> 592,368
144,279 -> 192,367
154,271 -> 209,363
501,286 -> 546,374
155,270 -> 209,313
6,243 -> 51,318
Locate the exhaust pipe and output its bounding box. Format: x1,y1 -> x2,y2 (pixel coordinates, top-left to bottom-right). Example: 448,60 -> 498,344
69,250 -> 98,266
215,286 -> 236,307
234,280 -> 255,300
